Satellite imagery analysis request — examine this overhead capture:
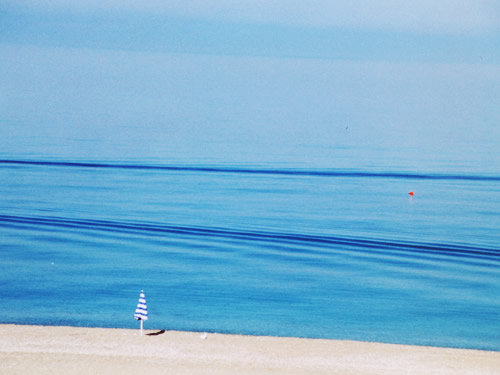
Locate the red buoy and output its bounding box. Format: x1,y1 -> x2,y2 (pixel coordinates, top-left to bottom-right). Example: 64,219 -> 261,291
408,191 -> 414,196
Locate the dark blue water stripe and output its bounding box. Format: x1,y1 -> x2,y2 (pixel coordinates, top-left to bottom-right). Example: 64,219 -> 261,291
1,214 -> 498,261
1,159 -> 499,181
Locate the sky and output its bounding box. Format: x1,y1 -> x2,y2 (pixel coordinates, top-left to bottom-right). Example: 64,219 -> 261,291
1,1 -> 499,170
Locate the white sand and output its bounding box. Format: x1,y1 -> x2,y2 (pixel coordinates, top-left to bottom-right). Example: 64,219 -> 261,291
0,324 -> 499,374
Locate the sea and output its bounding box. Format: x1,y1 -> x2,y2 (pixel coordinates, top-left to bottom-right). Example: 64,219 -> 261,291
1,133 -> 499,351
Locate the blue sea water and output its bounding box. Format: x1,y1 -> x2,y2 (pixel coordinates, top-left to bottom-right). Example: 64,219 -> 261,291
0,135 -> 499,351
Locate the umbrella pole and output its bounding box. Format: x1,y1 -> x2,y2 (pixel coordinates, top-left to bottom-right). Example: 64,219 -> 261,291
140,319 -> 143,336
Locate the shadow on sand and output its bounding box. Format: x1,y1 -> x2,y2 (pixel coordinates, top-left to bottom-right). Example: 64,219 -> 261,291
146,330 -> 166,336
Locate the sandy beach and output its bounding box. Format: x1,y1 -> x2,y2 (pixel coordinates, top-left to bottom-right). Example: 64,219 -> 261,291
0,324 -> 499,374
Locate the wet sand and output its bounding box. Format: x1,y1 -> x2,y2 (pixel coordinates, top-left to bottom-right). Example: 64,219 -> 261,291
1,324 -> 499,374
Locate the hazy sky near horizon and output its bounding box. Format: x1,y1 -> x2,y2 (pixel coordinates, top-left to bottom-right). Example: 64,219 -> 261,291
1,1 -> 499,169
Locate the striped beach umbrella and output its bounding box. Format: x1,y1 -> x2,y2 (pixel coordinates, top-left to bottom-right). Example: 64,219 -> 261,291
134,290 -> 148,335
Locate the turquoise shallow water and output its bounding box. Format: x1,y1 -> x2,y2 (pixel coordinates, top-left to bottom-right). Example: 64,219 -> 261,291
1,157 -> 499,350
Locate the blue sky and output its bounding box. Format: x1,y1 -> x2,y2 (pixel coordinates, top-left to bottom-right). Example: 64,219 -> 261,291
2,1 -> 500,61
1,1 -> 499,170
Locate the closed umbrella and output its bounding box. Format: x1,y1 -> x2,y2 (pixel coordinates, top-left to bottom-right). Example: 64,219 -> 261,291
134,290 -> 148,336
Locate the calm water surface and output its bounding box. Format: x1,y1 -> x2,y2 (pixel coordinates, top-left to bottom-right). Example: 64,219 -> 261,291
0,138 -> 499,350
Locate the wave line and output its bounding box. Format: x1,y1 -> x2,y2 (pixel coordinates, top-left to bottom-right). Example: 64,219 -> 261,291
1,214 -> 498,261
1,159 -> 499,181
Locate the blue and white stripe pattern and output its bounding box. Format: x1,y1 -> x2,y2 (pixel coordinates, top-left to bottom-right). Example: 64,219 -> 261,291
134,290 -> 148,320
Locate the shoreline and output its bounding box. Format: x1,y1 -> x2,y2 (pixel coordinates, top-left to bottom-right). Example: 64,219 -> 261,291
1,324 -> 499,374
4,321 -> 497,352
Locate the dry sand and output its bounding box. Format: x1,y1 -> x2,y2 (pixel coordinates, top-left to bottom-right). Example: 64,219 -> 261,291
0,324 -> 499,374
